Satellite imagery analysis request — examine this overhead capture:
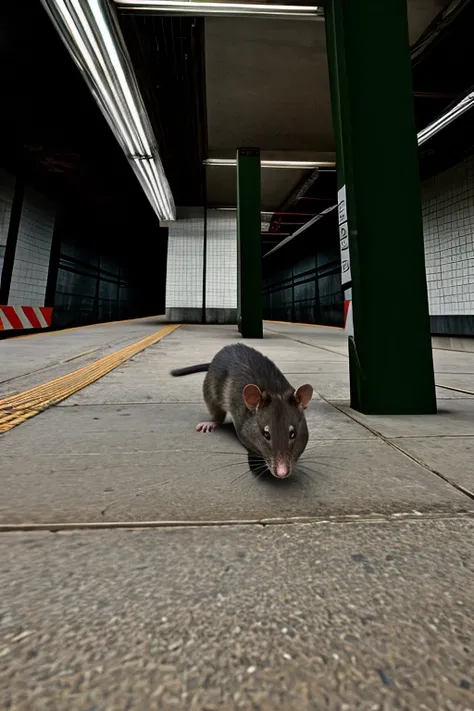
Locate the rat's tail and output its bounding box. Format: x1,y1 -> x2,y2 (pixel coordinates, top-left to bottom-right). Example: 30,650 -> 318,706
170,363 -> 210,377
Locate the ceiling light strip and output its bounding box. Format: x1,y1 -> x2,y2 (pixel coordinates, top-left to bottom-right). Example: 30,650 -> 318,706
114,0 -> 324,19
204,159 -> 336,170
40,0 -> 175,221
417,89 -> 474,146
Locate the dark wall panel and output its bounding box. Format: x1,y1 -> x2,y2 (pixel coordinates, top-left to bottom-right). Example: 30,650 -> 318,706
51,204 -> 167,329
263,212 -> 344,328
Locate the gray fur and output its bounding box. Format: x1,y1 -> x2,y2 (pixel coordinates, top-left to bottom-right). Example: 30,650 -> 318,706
171,343 -> 313,478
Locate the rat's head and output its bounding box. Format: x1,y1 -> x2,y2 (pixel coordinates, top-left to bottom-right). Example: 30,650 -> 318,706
239,382 -> 313,479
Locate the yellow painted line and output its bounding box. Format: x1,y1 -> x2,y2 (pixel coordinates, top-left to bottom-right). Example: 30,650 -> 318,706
7,315 -> 166,341
265,319 -> 343,330
0,324 -> 180,434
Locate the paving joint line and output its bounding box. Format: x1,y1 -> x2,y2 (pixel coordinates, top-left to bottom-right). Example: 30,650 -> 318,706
265,319 -> 343,331
264,326 -> 349,358
4,314 -> 166,341
437,383 -> 474,396
0,347 -> 105,390
0,329 -> 162,390
320,394 -> 474,501
1,510 -> 473,534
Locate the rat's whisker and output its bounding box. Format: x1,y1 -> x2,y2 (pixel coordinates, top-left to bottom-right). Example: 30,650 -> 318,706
296,466 -> 317,482
295,469 -> 315,486
209,460 -> 253,473
248,454 -> 266,464
249,464 -> 269,476
228,461 -> 268,487
229,469 -> 253,486
246,469 -> 266,496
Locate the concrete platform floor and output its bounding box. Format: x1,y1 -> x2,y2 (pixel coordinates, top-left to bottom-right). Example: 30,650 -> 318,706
1,318 -> 474,709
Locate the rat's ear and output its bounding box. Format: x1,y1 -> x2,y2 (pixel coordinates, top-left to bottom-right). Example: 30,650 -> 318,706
243,384 -> 262,410
294,384 -> 313,410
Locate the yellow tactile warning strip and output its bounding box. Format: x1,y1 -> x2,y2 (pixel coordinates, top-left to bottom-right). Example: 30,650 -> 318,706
0,323 -> 180,434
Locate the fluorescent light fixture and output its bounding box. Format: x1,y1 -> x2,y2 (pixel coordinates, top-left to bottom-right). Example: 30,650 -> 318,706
40,0 -> 175,221
216,208 -> 279,216
115,0 -> 323,19
204,159 -> 336,170
417,90 -> 474,146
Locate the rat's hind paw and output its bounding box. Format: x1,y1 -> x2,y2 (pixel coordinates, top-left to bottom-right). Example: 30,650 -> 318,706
196,421 -> 219,433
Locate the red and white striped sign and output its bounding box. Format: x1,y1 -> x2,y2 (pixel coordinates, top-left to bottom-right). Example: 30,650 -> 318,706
0,305 -> 53,331
344,299 -> 353,336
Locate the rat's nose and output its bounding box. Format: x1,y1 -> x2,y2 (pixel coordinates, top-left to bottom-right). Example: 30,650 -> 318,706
274,459 -> 290,478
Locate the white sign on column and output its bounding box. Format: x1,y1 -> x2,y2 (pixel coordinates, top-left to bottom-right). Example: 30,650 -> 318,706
338,185 -> 353,335
338,185 -> 351,287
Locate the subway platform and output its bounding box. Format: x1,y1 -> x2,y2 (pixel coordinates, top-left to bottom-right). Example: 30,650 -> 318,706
1,317 -> 473,710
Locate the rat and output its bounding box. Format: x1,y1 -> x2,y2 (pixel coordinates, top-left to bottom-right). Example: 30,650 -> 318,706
170,343 -> 313,479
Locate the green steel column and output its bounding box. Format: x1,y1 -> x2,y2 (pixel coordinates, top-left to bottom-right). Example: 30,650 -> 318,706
325,0 -> 437,415
237,147 -> 263,338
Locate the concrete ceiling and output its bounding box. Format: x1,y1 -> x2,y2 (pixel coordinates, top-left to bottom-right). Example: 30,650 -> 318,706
204,0 -> 448,210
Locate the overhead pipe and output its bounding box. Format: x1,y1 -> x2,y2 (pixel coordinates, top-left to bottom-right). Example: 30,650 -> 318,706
264,204 -> 337,258
278,167 -> 320,214
40,0 -> 175,221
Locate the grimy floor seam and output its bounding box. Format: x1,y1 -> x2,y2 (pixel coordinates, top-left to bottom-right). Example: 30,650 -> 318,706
264,326 -> 349,358
0,347 -> 104,389
1,510 -> 473,534
320,394 -> 474,502
3,314 -> 166,341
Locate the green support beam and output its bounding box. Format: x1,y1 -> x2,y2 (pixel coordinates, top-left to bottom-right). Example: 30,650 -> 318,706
236,147 -> 263,338
325,0 -> 437,415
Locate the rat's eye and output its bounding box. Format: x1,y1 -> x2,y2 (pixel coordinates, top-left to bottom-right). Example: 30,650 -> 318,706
263,426 -> 271,440
289,426 -> 296,440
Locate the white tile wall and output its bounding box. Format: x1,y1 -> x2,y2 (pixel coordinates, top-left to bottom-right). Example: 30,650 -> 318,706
165,208 -> 237,310
206,209 -> 237,309
422,156 -> 474,316
166,213 -> 205,308
0,168 -> 15,286
8,186 -> 56,306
